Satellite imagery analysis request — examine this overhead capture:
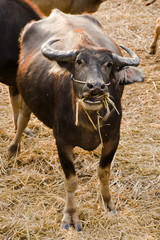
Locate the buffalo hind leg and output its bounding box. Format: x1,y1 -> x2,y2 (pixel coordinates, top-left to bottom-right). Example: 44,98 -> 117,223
8,99 -> 31,158
56,143 -> 82,231
9,86 -> 20,130
98,140 -> 118,212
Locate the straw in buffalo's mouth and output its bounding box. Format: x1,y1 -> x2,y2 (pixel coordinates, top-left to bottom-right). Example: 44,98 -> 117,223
103,95 -> 120,115
75,93 -> 119,128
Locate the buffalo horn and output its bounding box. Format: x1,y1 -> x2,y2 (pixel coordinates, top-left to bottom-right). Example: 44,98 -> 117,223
112,45 -> 140,67
41,39 -> 78,62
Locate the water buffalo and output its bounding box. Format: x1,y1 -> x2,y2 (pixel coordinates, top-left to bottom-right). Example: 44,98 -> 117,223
150,18 -> 160,54
8,9 -> 144,231
31,0 -> 106,15
0,0 -> 43,129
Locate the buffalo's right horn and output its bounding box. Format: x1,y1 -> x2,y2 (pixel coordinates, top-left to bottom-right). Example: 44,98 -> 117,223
112,45 -> 140,67
41,39 -> 79,62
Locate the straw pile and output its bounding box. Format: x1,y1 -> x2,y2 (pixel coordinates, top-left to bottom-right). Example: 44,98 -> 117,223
0,0 -> 159,239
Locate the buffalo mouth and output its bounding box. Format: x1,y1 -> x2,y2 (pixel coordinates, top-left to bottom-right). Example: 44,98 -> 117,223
81,92 -> 109,111
83,94 -> 105,105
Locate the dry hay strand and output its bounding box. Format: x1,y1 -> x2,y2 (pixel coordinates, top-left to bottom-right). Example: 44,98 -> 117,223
0,0 -> 160,239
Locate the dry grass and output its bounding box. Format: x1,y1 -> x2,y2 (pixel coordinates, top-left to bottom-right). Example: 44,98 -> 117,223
0,0 -> 160,239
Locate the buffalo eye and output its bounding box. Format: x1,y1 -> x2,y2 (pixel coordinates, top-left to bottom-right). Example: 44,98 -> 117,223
77,59 -> 82,65
106,62 -> 113,68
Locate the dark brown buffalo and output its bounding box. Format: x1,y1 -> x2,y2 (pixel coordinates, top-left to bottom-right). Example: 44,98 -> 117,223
31,0 -> 106,15
149,18 -> 160,54
8,10 -> 144,231
0,0 -> 43,129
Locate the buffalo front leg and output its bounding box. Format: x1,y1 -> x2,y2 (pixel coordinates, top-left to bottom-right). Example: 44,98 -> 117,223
8,98 -> 31,158
98,140 -> 118,212
56,142 -> 82,231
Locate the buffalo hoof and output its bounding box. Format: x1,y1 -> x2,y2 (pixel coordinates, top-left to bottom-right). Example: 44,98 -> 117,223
61,212 -> 82,231
74,223 -> 82,232
61,222 -> 69,230
61,222 -> 82,232
107,204 -> 117,213
149,47 -> 156,55
24,127 -> 35,137
8,144 -> 20,159
111,208 -> 117,214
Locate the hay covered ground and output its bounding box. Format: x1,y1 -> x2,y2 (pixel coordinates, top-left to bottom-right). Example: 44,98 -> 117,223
0,0 -> 160,239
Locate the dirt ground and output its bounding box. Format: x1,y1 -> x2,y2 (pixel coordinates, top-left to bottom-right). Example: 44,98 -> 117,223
0,0 -> 160,239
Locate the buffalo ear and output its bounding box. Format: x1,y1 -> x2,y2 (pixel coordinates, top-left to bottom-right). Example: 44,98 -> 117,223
115,66 -> 144,85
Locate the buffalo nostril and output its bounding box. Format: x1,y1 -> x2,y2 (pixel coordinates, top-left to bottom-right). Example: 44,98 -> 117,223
87,82 -> 94,89
101,84 -> 105,89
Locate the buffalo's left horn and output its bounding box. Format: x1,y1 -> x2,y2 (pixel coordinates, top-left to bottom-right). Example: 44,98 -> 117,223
41,39 -> 78,62
112,45 -> 140,67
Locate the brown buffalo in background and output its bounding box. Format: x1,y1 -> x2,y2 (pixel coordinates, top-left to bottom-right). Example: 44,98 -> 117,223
31,0 -> 106,15
0,0 -> 43,129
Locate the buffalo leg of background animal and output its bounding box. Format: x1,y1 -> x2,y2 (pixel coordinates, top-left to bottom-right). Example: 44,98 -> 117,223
9,86 -> 33,136
56,142 -> 82,231
98,140 -> 119,212
8,99 -> 31,158
9,86 -> 20,130
149,18 -> 160,54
